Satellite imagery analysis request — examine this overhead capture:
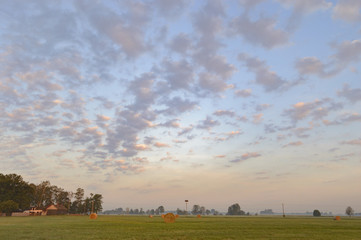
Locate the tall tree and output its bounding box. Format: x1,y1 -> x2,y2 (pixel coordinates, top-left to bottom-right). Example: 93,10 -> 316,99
32,181 -> 55,208
73,188 -> 84,214
92,193 -> 103,213
54,187 -> 71,208
0,173 -> 34,210
84,196 -> 91,214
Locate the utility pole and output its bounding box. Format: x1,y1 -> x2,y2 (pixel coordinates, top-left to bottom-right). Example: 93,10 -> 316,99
185,200 -> 189,214
282,203 -> 285,218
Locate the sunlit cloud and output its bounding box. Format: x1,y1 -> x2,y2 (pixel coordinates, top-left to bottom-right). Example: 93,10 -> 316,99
154,142 -> 170,148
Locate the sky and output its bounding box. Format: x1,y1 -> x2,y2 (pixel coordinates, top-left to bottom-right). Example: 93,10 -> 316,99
1,0 -> 361,214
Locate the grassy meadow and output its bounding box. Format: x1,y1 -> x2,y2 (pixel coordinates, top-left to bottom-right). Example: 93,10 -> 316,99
1,215 -> 361,240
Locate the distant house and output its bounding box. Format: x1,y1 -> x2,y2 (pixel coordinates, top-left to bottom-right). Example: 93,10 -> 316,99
260,209 -> 274,215
45,205 -> 68,215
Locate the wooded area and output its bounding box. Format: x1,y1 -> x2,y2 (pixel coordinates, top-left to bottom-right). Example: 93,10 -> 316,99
0,173 -> 102,216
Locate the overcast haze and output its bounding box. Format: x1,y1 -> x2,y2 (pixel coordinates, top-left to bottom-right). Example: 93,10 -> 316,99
1,0 -> 361,214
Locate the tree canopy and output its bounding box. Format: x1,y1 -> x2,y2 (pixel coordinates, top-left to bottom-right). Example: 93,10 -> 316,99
0,173 -> 34,210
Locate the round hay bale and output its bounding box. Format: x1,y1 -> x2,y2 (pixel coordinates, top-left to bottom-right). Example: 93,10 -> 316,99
175,214 -> 179,218
149,215 -> 153,218
164,213 -> 176,223
89,213 -> 97,219
197,214 -> 201,218
161,214 -> 165,218
334,216 -> 341,220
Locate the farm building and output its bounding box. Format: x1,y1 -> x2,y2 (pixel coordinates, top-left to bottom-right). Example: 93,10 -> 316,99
23,207 -> 43,216
45,205 -> 68,215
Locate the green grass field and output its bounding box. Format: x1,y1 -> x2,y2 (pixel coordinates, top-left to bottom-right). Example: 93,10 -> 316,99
1,215 -> 360,240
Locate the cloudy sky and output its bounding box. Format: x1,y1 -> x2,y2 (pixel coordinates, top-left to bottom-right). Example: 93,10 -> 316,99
1,0 -> 361,214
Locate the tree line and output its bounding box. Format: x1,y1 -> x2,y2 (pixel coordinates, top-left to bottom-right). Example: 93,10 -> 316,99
103,203 -> 245,216
103,206 -> 165,215
313,206 -> 357,217
0,173 -> 103,215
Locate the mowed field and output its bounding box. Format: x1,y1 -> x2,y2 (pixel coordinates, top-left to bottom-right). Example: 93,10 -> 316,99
1,215 -> 361,240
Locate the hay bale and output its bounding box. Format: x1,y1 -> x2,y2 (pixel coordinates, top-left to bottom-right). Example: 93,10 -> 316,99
161,214 -> 165,218
149,215 -> 153,218
164,213 -> 176,223
197,214 -> 201,218
334,216 -> 341,220
89,213 -> 97,219
175,214 -> 179,218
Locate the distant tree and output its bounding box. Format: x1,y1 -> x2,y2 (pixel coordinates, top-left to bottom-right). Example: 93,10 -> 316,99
200,206 -> 206,215
313,209 -> 321,217
227,203 -> 245,215
210,208 -> 220,215
206,209 -> 211,215
102,207 -> 123,215
191,205 -> 201,215
158,206 -> 165,214
176,208 -> 187,215
346,206 -> 354,217
0,200 -> 19,216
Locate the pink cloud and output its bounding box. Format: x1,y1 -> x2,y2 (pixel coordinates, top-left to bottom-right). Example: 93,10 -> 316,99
154,142 -> 170,148
283,141 -> 303,148
230,152 -> 261,163
342,139 -> 361,145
